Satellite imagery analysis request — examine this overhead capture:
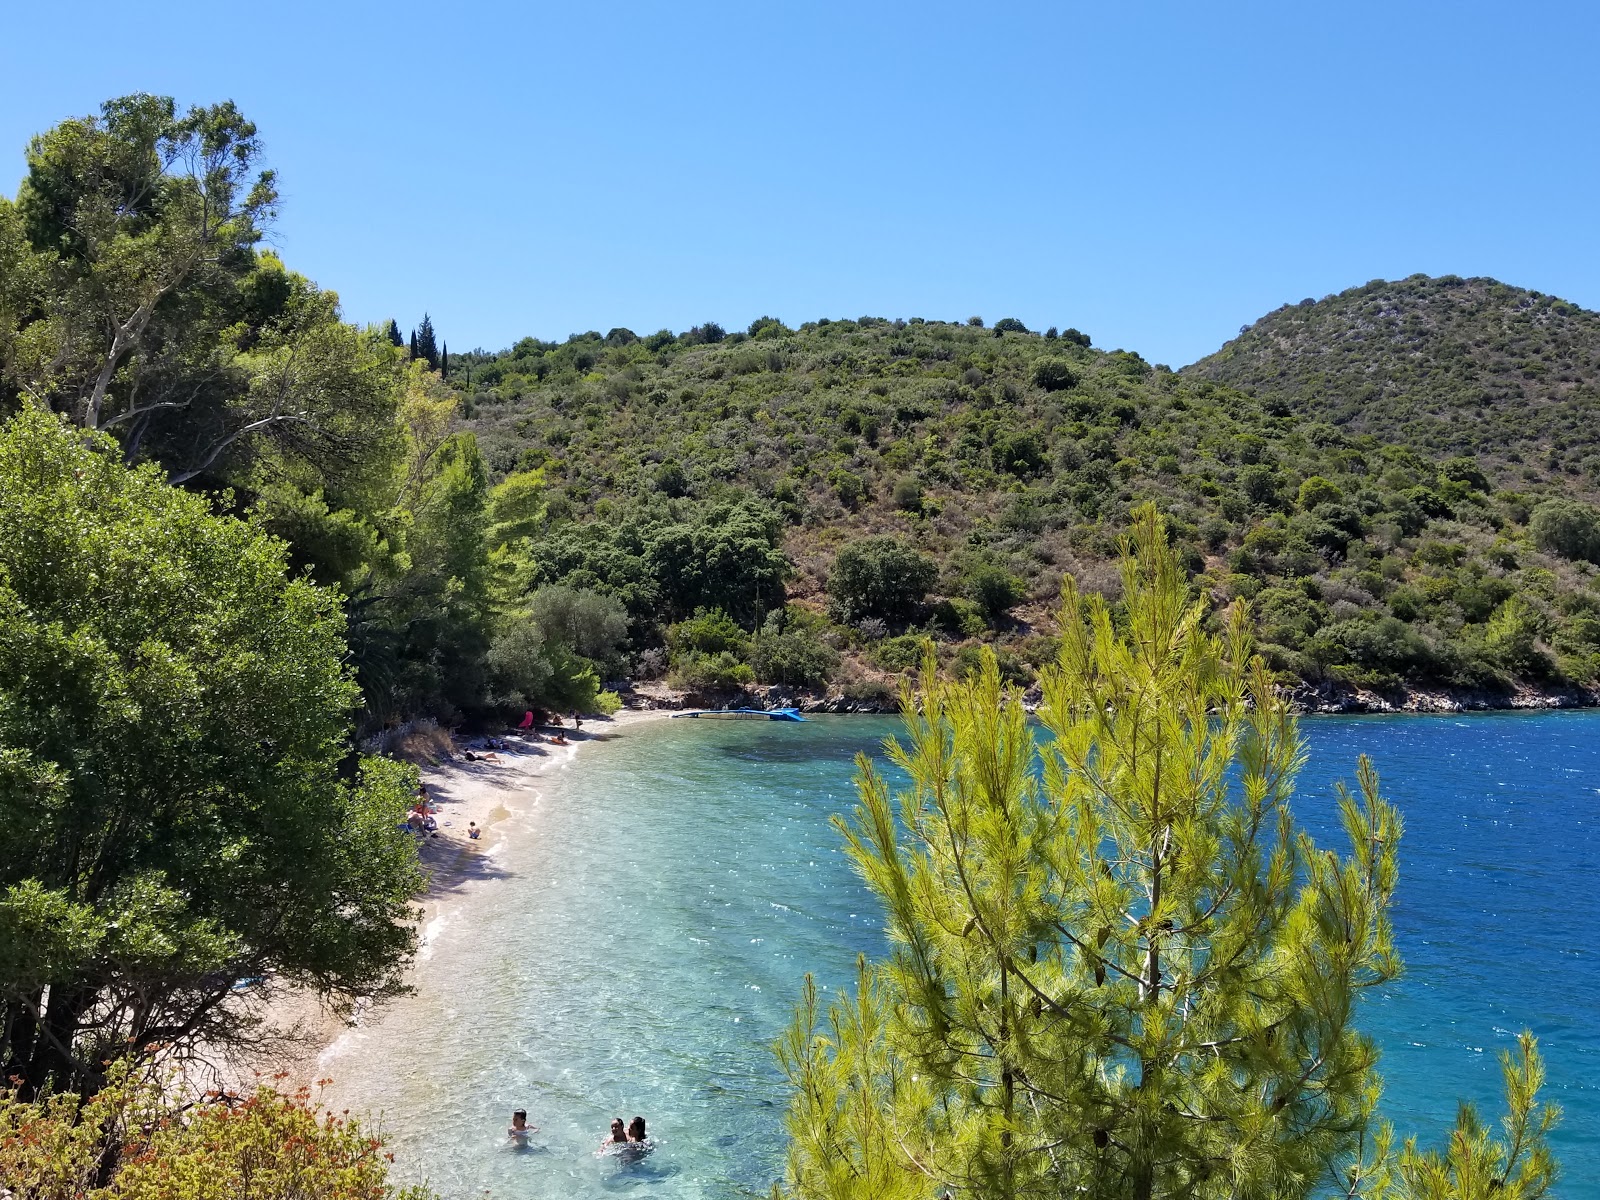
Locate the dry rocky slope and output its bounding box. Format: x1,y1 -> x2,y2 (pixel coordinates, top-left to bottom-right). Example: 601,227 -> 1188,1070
1185,274 -> 1600,495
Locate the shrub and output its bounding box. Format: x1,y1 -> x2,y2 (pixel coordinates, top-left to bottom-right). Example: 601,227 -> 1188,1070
529,585 -> 630,667
994,431 -> 1047,477
827,536 -> 938,623
962,561 -> 1027,623
993,317 -> 1029,334
873,634 -> 933,673
672,650 -> 754,689
0,1069 -> 434,1199
840,676 -> 897,704
593,689 -> 624,715
751,612 -> 839,687
891,474 -> 923,512
829,468 -> 866,507
1031,357 -> 1080,392
667,607 -> 749,657
1297,475 -> 1344,510
1485,595 -> 1552,677
929,596 -> 989,638
653,458 -> 689,496
1530,498 -> 1600,564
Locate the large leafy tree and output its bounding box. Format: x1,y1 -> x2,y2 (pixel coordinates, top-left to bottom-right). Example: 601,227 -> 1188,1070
0,94 -> 401,492
776,507 -> 1557,1200
0,410 -> 424,1096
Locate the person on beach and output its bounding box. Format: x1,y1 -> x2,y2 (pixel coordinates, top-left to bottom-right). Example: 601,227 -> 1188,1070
467,821 -> 481,840
508,1110 -> 537,1140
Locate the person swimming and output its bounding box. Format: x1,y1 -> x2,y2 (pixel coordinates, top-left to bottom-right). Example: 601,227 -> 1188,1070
627,1116 -> 647,1142
600,1117 -> 627,1148
508,1109 -> 537,1140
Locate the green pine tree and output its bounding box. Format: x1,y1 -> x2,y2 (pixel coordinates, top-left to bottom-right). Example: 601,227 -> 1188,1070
775,505 -> 1557,1200
385,318 -> 404,348
415,313 -> 439,371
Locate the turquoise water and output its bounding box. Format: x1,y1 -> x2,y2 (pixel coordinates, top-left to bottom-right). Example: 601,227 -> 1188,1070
324,712 -> 1599,1197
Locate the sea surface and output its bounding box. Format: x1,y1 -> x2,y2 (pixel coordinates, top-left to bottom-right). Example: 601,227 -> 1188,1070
323,711 -> 1600,1198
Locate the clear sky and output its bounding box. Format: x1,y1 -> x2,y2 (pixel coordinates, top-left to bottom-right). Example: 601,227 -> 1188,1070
3,1 -> 1597,366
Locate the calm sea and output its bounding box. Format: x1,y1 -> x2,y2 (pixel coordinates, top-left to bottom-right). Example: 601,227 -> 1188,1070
323,711 -> 1599,1198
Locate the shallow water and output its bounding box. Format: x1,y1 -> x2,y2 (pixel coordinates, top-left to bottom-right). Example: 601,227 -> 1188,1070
324,712 -> 1600,1197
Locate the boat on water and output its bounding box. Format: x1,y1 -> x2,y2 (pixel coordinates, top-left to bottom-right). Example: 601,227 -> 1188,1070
671,707 -> 805,722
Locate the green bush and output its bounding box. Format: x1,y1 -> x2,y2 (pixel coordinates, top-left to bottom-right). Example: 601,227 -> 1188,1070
962,561 -> 1027,623
667,607 -> 749,657
929,597 -> 989,638
827,536 -> 938,623
672,650 -> 754,689
891,474 -> 923,512
1530,498 -> 1600,564
750,621 -> 839,687
1297,475 -> 1343,509
1031,357 -> 1080,392
873,633 -> 933,673
829,468 -> 866,507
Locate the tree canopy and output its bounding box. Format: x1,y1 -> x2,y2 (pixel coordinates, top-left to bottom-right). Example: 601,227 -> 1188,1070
0,409 -> 423,1095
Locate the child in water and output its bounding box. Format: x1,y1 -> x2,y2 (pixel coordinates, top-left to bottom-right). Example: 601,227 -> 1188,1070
508,1110 -> 537,1141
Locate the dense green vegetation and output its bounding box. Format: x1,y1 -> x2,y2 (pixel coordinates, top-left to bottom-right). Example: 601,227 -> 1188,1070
0,412 -> 424,1097
0,92 -> 1580,1200
0,95 -> 618,727
1187,274 -> 1600,488
776,514 -> 1558,1200
452,298 -> 1600,700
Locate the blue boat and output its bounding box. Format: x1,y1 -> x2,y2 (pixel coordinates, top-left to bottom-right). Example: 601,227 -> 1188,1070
671,707 -> 805,721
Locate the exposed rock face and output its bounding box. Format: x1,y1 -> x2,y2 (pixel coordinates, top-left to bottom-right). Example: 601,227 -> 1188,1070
622,677 -> 1600,719
1285,679 -> 1600,715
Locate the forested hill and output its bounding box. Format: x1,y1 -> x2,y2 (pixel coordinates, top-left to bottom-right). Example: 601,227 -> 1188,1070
1184,274 -> 1600,491
452,311 -> 1600,703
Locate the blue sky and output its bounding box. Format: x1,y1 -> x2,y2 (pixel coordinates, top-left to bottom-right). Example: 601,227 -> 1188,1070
3,1 -> 1596,366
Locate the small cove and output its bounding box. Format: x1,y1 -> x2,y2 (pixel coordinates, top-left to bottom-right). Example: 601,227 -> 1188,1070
324,711 -> 1600,1198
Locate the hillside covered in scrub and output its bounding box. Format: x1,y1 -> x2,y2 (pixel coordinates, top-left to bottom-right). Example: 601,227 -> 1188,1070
1186,274 -> 1600,490
449,308 -> 1600,703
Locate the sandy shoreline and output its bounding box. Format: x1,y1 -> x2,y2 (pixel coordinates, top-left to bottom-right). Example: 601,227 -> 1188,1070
240,709 -> 672,1089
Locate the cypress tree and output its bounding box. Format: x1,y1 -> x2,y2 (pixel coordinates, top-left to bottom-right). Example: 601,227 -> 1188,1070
408,330 -> 418,359
441,342 -> 449,378
776,505 -> 1557,1200
416,314 -> 439,371
384,318 -> 404,348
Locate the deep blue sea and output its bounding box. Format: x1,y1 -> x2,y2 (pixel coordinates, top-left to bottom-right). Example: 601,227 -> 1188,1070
324,711 -> 1599,1198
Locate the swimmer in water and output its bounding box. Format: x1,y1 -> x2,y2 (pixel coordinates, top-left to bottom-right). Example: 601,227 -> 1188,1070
627,1116 -> 647,1142
508,1109 -> 537,1139
599,1117 -> 628,1149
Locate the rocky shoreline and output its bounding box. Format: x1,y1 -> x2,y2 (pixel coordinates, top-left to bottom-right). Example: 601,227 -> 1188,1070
619,678 -> 1600,718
